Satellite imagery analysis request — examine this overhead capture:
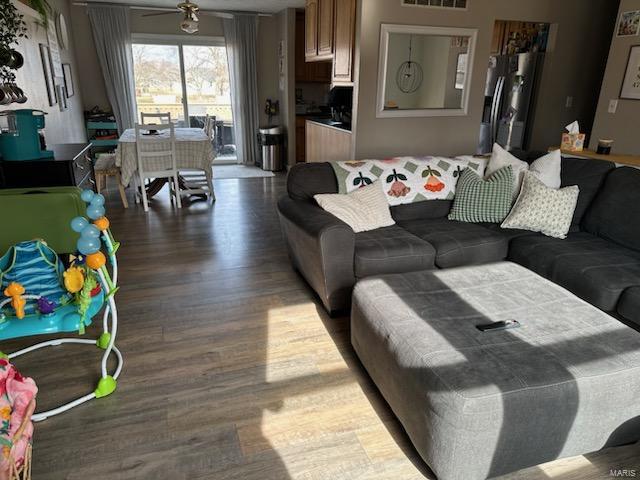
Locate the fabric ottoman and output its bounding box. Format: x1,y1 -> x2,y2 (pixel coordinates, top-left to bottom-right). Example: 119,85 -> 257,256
351,262 -> 640,480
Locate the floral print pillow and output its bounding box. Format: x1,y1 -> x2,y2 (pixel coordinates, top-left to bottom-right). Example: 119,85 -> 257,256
330,156 -> 487,206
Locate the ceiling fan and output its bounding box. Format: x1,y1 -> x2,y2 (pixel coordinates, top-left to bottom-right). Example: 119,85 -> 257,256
142,0 -> 201,34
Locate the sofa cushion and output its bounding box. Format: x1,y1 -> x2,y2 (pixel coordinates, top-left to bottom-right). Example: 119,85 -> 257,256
399,218 -> 511,268
559,157 -> 615,229
354,225 -> 435,278
509,232 -> 640,311
287,162 -> 337,202
618,287 -> 640,327
583,167 -> 640,252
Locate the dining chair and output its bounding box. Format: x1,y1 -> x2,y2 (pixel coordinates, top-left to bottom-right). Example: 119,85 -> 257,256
141,112 -> 172,125
134,122 -> 181,212
94,152 -> 128,208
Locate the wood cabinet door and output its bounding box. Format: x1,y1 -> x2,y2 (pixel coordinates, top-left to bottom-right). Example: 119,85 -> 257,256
305,0 -> 318,60
317,0 -> 335,59
332,0 -> 356,84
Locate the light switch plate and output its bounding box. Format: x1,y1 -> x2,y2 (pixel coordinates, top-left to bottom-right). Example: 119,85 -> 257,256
608,99 -> 618,113
565,96 -> 573,108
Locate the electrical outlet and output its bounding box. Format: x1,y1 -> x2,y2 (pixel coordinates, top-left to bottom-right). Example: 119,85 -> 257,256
565,96 -> 573,108
608,99 -> 618,113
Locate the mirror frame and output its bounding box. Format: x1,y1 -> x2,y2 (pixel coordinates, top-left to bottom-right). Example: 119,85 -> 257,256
376,24 -> 478,118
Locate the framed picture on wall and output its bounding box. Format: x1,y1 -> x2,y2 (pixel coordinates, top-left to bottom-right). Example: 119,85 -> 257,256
620,45 -> 640,100
62,63 -> 74,98
39,44 -> 57,106
617,10 -> 640,37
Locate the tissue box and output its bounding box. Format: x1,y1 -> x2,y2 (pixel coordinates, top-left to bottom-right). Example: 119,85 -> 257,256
561,133 -> 586,152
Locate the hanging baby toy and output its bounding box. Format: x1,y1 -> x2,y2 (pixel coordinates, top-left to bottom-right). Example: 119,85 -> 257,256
0,189 -> 123,421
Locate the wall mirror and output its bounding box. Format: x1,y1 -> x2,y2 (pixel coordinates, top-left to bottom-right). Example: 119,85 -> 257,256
376,24 -> 477,118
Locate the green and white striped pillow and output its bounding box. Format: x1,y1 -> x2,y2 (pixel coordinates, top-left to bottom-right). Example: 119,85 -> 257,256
448,166 -> 513,223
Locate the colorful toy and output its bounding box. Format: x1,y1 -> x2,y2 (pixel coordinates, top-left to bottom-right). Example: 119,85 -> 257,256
0,189 -> 123,421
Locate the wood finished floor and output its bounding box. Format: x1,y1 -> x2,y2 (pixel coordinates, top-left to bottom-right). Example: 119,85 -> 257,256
2,175 -> 638,479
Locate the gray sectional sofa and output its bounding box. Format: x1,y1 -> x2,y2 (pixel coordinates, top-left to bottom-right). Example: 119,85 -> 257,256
277,153 -> 640,329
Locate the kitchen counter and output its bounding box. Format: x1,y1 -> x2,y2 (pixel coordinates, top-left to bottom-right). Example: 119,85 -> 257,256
306,118 -> 352,132
305,120 -> 352,163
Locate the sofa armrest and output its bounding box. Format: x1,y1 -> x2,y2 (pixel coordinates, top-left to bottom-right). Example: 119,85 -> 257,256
277,195 -> 355,314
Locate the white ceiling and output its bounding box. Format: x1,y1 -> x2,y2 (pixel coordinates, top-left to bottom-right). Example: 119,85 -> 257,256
85,0 -> 305,13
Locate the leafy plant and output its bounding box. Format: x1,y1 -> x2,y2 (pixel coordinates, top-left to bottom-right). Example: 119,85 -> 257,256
29,0 -> 52,28
0,0 -> 28,82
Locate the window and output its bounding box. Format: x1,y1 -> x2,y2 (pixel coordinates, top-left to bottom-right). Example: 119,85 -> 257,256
132,36 -> 232,128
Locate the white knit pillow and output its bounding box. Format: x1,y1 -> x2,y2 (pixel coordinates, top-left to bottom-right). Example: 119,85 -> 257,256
486,144 -> 561,199
501,172 -> 579,239
314,181 -> 395,233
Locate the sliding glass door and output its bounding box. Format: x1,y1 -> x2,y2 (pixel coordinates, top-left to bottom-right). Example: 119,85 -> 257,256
132,38 -> 233,136
132,43 -> 186,125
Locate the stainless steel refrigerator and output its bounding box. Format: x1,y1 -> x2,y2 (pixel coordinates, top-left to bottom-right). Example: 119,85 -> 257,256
477,52 -> 545,154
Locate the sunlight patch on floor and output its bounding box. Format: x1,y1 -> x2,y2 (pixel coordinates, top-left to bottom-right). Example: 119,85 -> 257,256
234,304 -> 427,478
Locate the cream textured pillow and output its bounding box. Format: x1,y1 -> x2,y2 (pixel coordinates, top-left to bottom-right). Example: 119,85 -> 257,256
501,172 -> 579,239
486,143 -> 561,198
314,181 -> 395,233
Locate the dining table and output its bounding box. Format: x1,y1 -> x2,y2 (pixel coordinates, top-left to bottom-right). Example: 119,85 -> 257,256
115,127 -> 214,198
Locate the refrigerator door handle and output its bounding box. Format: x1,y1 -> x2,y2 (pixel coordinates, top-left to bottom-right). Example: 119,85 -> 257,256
491,76 -> 505,144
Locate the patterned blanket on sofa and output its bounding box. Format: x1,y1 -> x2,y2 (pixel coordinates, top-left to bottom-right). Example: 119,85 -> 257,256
330,156 -> 487,206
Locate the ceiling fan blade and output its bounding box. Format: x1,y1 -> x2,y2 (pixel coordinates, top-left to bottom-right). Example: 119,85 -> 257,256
141,11 -> 179,17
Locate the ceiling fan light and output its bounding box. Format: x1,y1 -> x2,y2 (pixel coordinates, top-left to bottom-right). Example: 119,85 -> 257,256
181,17 -> 198,34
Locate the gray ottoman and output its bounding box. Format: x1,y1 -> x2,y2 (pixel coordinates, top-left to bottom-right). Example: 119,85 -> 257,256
351,262 -> 640,480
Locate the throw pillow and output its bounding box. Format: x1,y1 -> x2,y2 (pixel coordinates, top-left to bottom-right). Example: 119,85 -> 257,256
314,181 -> 395,233
485,143 -> 561,198
501,172 -> 579,239
448,166 -> 513,223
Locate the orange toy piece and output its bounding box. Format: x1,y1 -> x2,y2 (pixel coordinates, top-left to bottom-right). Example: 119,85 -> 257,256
86,251 -> 106,270
4,282 -> 26,319
93,217 -> 110,231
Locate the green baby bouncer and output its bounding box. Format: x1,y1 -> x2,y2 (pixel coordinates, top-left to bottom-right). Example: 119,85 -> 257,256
0,188 -> 123,421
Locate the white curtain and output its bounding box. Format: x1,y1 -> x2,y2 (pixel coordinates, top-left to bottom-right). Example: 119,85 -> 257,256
223,14 -> 260,166
87,5 -> 137,133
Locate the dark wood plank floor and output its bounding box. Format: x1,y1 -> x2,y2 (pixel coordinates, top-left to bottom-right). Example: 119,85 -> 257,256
2,175 -> 638,479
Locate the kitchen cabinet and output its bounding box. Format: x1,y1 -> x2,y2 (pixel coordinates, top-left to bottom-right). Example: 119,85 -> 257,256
306,120 -> 351,163
296,12 -> 332,83
305,0 -> 334,62
317,0 -> 334,58
305,0 -> 319,60
332,0 -> 356,84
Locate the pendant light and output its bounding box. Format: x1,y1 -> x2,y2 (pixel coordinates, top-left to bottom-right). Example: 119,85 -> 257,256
396,35 -> 423,94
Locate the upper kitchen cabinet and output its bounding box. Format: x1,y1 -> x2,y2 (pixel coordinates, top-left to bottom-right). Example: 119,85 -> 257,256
305,0 -> 319,59
297,12 -> 332,82
305,0 -> 334,62
332,0 -> 356,85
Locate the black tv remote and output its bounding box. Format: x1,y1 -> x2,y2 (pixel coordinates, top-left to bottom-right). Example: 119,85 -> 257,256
476,320 -> 520,332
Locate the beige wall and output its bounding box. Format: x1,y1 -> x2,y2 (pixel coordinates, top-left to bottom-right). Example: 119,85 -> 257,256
354,0 -> 618,159
1,0 -> 86,144
68,7 -> 280,127
276,8 -> 297,167
591,0 -> 640,155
